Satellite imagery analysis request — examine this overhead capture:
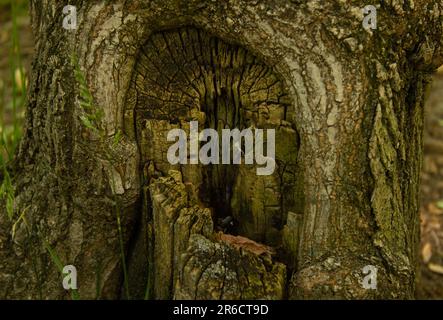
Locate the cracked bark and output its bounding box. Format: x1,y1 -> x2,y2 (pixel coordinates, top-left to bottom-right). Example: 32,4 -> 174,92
0,0 -> 442,299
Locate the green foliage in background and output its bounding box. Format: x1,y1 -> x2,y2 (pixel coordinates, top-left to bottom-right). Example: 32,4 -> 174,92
0,0 -> 28,220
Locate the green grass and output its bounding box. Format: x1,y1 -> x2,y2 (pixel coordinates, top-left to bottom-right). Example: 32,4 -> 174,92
0,0 -> 83,301
72,54 -> 130,299
0,0 -> 27,12
0,0 -> 28,220
44,241 -> 81,300
0,1 -> 139,299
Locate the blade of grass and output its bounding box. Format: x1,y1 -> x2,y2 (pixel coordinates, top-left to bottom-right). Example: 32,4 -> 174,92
0,78 -> 4,129
71,54 -> 130,299
1,0 -> 27,221
115,199 -> 130,299
10,0 -> 24,151
10,1 -> 18,137
44,241 -> 80,300
95,260 -> 103,300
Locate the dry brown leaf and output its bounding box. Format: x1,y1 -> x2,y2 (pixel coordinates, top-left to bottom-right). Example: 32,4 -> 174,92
219,233 -> 275,257
428,263 -> 443,275
422,242 -> 432,263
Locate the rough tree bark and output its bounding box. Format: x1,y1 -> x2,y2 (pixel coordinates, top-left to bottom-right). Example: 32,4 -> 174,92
0,0 -> 442,299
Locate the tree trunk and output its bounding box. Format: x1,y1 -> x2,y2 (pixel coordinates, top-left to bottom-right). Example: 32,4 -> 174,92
0,0 -> 442,299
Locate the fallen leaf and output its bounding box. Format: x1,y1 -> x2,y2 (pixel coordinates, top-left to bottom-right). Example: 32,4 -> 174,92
428,263 -> 443,275
219,233 -> 275,257
422,242 -> 432,263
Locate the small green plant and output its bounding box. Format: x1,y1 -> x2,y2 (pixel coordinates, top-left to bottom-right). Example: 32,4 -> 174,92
71,55 -> 105,135
44,241 -> 80,300
0,158 -> 14,219
71,54 -> 129,299
0,0 -> 27,220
